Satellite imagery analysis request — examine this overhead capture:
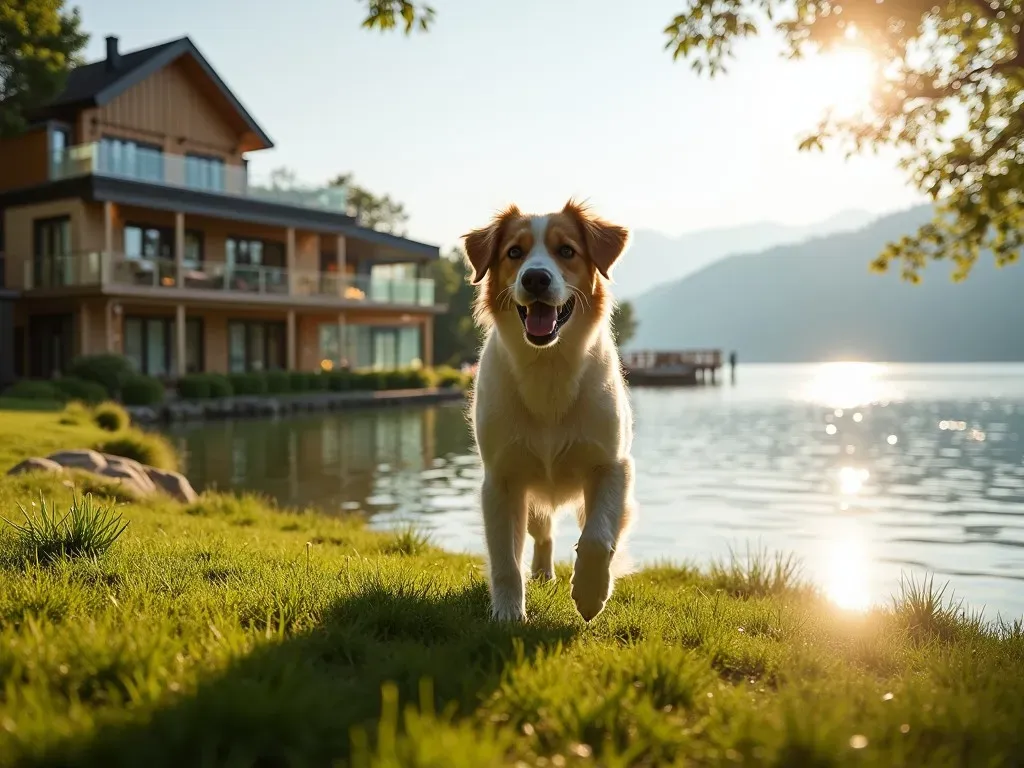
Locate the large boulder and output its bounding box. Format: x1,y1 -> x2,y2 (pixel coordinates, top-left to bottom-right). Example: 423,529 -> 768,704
5,449 -> 199,504
7,457 -> 65,477
144,466 -> 199,503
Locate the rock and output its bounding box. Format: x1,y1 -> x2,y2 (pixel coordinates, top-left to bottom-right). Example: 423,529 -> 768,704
144,467 -> 199,503
6,457 -> 65,477
7,448 -> 199,505
46,449 -> 108,473
100,454 -> 159,496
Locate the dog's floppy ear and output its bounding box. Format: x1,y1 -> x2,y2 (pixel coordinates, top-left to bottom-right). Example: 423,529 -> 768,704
461,205 -> 522,284
562,199 -> 630,279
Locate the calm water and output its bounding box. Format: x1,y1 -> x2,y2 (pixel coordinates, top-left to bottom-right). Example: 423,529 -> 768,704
164,363 -> 1024,618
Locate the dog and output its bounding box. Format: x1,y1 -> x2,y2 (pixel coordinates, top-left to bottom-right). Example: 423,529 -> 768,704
462,200 -> 636,622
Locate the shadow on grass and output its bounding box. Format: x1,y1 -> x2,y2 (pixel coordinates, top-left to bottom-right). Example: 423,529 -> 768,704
23,579 -> 577,767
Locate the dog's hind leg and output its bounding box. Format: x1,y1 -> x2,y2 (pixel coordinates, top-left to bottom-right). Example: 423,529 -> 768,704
482,475 -> 528,621
528,505 -> 555,582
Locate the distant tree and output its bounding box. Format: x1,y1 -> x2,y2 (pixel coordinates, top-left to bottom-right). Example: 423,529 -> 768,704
358,0 -> 1024,283
611,301 -> 638,348
329,172 -> 410,235
430,248 -> 481,365
0,0 -> 88,137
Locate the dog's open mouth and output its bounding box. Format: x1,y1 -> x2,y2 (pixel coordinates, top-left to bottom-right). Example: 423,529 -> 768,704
516,295 -> 576,347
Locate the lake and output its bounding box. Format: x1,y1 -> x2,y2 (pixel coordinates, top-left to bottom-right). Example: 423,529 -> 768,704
163,363 -> 1024,619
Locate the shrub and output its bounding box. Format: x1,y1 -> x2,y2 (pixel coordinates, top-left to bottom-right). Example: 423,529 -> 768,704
228,372 -> 267,396
66,354 -> 133,397
178,374 -> 212,400
1,492 -> 129,564
2,380 -> 61,402
382,368 -> 432,390
287,371 -> 309,393
205,373 -> 233,399
306,371 -> 328,392
92,401 -> 130,432
326,370 -> 353,392
53,376 -> 107,405
120,374 -> 165,406
434,365 -> 470,390
59,401 -> 92,426
265,370 -> 290,395
96,429 -> 178,471
348,371 -> 387,391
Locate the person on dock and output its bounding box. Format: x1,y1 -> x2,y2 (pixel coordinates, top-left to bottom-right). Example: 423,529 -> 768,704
729,351 -> 737,384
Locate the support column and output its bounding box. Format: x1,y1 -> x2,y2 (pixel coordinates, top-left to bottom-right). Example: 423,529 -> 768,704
79,303 -> 90,357
337,313 -> 347,368
336,235 -> 347,297
175,305 -> 186,378
102,201 -> 114,286
104,300 -> 114,353
286,227 -> 296,294
286,310 -> 297,371
174,212 -> 185,287
421,317 -> 434,367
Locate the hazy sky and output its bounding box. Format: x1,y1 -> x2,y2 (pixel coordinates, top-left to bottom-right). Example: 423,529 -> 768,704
74,0 -> 924,247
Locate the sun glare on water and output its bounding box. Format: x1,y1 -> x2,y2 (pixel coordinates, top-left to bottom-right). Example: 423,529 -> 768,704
799,362 -> 898,410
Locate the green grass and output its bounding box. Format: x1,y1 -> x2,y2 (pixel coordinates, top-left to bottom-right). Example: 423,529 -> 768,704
2,491 -> 129,565
1,410 -> 1023,766
0,397 -> 64,413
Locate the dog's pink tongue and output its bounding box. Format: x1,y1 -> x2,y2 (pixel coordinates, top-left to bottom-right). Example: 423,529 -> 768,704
525,303 -> 558,336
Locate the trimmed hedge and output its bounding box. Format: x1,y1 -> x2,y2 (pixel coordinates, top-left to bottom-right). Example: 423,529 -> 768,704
121,374 -> 165,406
53,376 -> 108,405
169,367 -> 472,401
2,380 -> 62,402
66,354 -> 134,397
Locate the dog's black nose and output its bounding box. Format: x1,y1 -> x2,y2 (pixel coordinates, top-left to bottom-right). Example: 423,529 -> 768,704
520,268 -> 552,296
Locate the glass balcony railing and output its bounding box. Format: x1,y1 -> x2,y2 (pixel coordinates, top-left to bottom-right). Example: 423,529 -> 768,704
49,142 -> 349,214
21,253 -> 437,307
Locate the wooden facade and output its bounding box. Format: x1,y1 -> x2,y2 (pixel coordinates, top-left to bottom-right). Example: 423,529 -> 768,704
0,36 -> 441,385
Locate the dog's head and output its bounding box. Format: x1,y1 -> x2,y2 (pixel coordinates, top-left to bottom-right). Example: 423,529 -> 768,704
462,200 -> 629,350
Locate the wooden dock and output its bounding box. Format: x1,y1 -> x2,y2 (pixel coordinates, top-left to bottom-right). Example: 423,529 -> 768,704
621,349 -> 724,387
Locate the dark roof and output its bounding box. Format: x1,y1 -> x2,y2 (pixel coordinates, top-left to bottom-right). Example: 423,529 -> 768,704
34,36 -> 273,149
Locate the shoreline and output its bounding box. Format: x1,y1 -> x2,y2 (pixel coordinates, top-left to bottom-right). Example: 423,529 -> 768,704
126,386 -> 467,424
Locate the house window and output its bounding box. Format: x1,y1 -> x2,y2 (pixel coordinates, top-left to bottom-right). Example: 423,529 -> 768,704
124,316 -> 203,376
185,154 -> 226,192
322,324 -> 421,370
226,237 -> 286,293
49,125 -> 71,177
33,216 -> 72,288
228,320 -> 286,373
124,225 -> 203,268
99,136 -> 164,183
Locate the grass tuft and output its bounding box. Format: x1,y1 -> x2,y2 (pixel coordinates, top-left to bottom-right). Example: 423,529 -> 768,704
384,524 -> 434,556
708,543 -> 806,598
92,401 -> 131,432
1,492 -> 129,565
95,429 -> 178,471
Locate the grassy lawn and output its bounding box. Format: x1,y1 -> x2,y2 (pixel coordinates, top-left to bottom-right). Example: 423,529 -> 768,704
0,397 -> 63,413
1,409 -> 1023,766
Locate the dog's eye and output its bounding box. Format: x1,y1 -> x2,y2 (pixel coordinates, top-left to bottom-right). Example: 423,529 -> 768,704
558,245 -> 575,259
507,246 -> 523,259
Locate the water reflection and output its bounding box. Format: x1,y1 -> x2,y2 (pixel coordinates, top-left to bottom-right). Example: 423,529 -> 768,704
800,361 -> 900,409
823,519 -> 871,612
164,363 -> 1024,618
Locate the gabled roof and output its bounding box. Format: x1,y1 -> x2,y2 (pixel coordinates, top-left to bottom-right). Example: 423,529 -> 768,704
34,36 -> 273,149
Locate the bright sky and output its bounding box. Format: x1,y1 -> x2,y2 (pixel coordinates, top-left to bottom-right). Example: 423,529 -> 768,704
74,0 -> 924,248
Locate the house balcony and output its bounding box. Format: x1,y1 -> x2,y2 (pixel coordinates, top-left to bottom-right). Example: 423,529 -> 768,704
20,253 -> 438,308
50,143 -> 348,214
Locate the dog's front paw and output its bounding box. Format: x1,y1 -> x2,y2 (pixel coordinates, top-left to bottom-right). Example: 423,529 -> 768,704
571,538 -> 613,621
489,582 -> 527,622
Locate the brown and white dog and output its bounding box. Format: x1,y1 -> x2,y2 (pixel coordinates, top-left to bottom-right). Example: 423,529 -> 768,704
462,200 -> 636,622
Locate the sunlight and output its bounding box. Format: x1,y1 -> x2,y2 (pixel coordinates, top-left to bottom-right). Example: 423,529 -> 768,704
799,362 -> 897,409
838,466 -> 870,496
823,520 -> 872,612
805,45 -> 878,119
